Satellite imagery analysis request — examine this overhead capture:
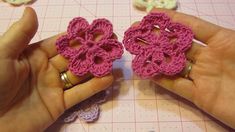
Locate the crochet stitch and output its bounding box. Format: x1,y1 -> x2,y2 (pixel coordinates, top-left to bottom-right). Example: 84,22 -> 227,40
56,17 -> 123,77
56,17 -> 123,122
123,12 -> 194,78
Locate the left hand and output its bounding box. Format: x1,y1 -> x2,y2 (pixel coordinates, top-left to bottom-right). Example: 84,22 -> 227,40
0,7 -> 113,132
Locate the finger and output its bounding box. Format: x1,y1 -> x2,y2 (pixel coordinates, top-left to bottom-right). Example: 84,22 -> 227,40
150,8 -> 222,43
179,61 -> 193,78
62,71 -> 92,90
152,76 -> 195,102
33,33 -> 65,58
131,21 -> 140,27
64,74 -> 113,109
50,54 -> 93,86
131,21 -> 204,62
49,54 -> 68,72
66,71 -> 92,86
186,41 -> 203,62
0,7 -> 38,58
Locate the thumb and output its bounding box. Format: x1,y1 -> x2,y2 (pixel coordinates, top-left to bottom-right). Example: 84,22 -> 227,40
0,7 -> 38,58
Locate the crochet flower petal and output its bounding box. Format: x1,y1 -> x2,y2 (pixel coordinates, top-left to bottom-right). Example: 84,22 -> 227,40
132,47 -> 164,78
88,48 -> 112,77
140,12 -> 171,29
88,19 -> 113,41
56,34 -> 82,58
84,40 -> 97,49
159,51 -> 186,75
68,47 -> 91,76
68,17 -> 89,40
98,39 -> 124,60
123,26 -> 158,55
56,35 -> 70,58
165,22 -> 194,52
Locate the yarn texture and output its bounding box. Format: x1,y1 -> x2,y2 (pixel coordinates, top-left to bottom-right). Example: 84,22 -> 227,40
123,12 -> 194,78
56,17 -> 123,77
56,17 -> 123,122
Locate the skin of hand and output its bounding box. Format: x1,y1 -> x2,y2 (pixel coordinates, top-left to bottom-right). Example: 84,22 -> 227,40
0,7 -> 113,132
149,9 -> 235,129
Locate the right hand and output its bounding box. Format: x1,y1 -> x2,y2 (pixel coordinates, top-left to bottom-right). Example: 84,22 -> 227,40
151,9 -> 235,129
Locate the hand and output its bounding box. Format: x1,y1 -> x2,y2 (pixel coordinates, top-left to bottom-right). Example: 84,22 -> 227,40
150,9 -> 235,129
0,7 -> 113,131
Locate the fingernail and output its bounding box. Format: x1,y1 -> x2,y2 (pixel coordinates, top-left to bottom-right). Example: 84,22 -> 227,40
21,7 -> 30,19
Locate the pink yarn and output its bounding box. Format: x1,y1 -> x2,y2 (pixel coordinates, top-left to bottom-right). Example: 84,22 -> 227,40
57,17 -> 122,123
123,12 -> 194,78
56,17 -> 123,77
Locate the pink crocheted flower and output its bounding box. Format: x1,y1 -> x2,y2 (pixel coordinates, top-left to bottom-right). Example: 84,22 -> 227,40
56,17 -> 123,77
123,12 -> 194,78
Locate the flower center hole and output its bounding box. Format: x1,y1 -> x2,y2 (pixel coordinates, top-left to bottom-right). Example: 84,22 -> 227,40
101,45 -> 112,52
173,44 -> 178,50
94,56 -> 103,64
155,60 -> 162,65
78,53 -> 86,61
87,42 -> 94,47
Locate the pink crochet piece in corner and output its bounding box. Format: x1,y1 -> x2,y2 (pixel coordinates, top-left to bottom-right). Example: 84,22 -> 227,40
123,12 -> 194,78
56,17 -> 123,123
56,17 -> 123,77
